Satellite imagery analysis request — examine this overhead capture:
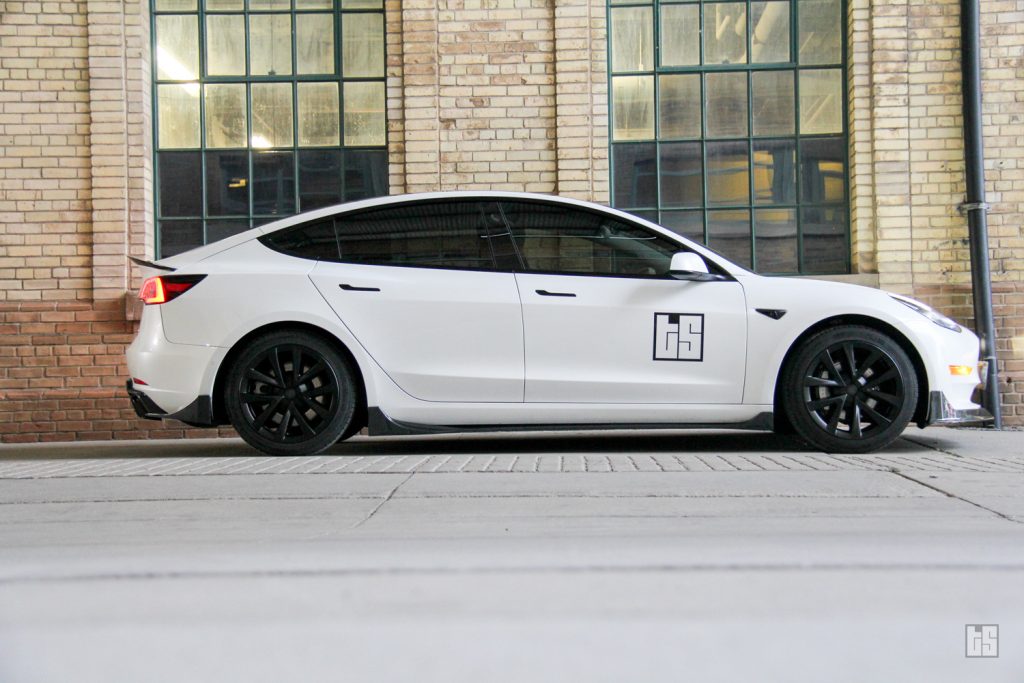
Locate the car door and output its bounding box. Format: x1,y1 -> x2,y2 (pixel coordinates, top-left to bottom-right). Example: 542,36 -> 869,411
309,200 -> 525,403
501,200 -> 747,404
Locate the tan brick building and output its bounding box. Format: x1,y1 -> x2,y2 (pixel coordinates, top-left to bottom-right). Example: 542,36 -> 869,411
1,0 -> 1022,442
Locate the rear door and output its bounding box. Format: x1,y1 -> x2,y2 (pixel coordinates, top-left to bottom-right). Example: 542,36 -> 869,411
307,200 -> 525,403
500,200 -> 747,404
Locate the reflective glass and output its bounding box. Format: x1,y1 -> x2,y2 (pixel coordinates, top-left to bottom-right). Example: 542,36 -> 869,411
253,151 -> 296,216
658,74 -> 701,139
612,75 -> 654,141
297,14 -> 336,74
799,0 -> 841,64
611,6 -> 653,73
158,152 -> 202,217
157,83 -> 200,149
660,210 -> 704,244
343,81 -> 385,146
799,69 -> 842,134
341,0 -> 381,7
750,2 -> 789,63
344,149 -> 388,200
297,0 -> 333,7
659,4 -> 699,67
252,83 -> 295,147
800,136 -> 846,203
204,84 -> 247,148
342,13 -> 385,77
659,142 -> 703,208
206,14 -> 245,76
612,143 -> 657,208
249,0 -> 290,9
159,219 -> 203,258
206,150 -> 249,215
801,206 -> 848,273
156,0 -> 196,10
250,14 -> 293,76
156,15 -> 199,81
705,72 -> 747,137
298,82 -> 340,146
706,140 -> 749,206
704,2 -> 747,64
753,139 -> 796,205
752,71 -> 794,135
754,208 -> 797,272
299,149 -> 342,210
206,219 -> 250,244
205,0 -> 242,9
707,209 -> 751,267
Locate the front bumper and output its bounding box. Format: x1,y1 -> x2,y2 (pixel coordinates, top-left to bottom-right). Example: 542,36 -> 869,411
126,380 -> 217,427
925,390 -> 994,426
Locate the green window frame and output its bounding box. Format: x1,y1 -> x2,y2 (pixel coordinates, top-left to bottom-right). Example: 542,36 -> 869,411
152,0 -> 388,258
608,0 -> 850,274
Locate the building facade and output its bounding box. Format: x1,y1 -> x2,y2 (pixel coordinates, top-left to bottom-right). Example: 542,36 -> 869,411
0,0 -> 1022,442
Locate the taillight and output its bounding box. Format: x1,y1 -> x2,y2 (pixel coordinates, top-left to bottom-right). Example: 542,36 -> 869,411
138,275 -> 206,305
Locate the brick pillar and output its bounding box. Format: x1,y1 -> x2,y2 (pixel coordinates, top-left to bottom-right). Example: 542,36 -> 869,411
401,0 -> 442,192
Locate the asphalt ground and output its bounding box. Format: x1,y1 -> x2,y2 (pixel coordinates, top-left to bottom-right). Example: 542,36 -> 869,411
0,426 -> 1021,682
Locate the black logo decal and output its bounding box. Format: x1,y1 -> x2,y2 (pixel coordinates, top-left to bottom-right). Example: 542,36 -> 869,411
653,313 -> 704,362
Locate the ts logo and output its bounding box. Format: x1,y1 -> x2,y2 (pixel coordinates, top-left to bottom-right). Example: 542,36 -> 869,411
653,313 -> 704,362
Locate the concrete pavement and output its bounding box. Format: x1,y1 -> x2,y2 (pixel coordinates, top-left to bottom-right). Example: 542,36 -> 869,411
0,427 -> 1021,682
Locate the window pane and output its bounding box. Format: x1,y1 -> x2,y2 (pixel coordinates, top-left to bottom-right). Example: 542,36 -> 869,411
206,15 -> 245,76
612,75 -> 654,141
252,83 -> 295,147
799,69 -> 842,134
611,6 -> 653,73
158,152 -> 202,217
707,209 -> 751,267
612,142 -> 656,208
750,2 -> 789,63
297,14 -> 336,74
159,220 -> 203,258
156,0 -> 196,10
253,151 -> 296,216
157,83 -> 200,148
206,150 -> 249,216
659,74 -> 701,139
705,72 -> 747,137
250,14 -> 293,77
249,0 -> 290,8
156,15 -> 199,81
704,2 -> 747,65
660,210 -> 704,244
659,142 -> 703,208
297,0 -> 333,7
341,0 -> 382,7
262,219 -> 339,260
205,0 -> 242,9
801,205 -> 848,273
297,82 -> 340,146
343,149 -> 388,201
204,84 -> 247,148
299,149 -> 342,210
752,71 -> 794,135
206,219 -> 250,244
342,13 -> 384,77
753,138 -> 796,205
660,4 -> 699,67
799,0 -> 841,64
336,202 -> 496,270
800,136 -> 846,203
754,208 -> 797,272
706,140 -> 749,205
343,81 -> 385,146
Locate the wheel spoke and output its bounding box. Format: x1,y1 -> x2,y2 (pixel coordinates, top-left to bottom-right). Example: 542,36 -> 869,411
293,406 -> 316,436
247,368 -> 280,388
857,398 -> 892,426
805,376 -> 843,388
241,392 -> 279,403
864,388 -> 901,406
253,397 -> 283,430
863,368 -> 898,390
819,349 -> 847,384
298,395 -> 330,419
856,349 -> 882,381
292,348 -> 302,384
842,343 -> 858,382
849,400 -> 862,439
807,395 -> 845,411
825,397 -> 847,434
269,348 -> 286,387
276,405 -> 292,441
297,362 -> 326,386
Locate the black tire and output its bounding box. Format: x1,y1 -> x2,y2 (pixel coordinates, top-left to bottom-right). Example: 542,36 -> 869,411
780,325 -> 918,453
225,330 -> 357,456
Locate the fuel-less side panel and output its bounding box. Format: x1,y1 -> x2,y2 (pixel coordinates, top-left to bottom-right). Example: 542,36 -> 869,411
311,262 -> 525,403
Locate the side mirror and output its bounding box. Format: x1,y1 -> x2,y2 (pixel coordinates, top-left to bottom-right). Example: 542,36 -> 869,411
669,252 -> 724,281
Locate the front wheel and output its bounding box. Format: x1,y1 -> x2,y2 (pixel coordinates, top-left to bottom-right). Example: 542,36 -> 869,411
225,330 -> 357,456
781,325 -> 918,453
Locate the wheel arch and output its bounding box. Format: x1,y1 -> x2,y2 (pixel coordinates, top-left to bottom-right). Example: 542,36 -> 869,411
211,320 -> 368,429
772,314 -> 930,431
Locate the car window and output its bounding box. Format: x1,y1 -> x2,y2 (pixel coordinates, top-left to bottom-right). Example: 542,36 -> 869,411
500,201 -> 679,278
334,201 -> 503,271
259,218 -> 339,260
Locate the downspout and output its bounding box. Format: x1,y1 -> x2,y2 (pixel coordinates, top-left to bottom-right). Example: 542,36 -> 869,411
959,0 -> 1002,428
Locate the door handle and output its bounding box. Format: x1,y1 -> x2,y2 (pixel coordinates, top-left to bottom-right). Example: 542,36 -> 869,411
339,283 -> 380,292
535,289 -> 576,297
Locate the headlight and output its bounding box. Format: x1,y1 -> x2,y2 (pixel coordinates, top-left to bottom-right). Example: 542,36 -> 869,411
889,294 -> 962,332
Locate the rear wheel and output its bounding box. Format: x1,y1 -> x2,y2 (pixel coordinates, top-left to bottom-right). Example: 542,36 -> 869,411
225,331 -> 357,456
781,325 -> 918,453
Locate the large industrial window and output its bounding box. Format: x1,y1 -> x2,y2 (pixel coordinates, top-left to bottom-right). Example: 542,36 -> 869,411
152,0 -> 387,257
608,0 -> 848,274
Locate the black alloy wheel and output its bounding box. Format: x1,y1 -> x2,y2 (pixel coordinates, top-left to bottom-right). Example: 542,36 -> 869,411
781,325 -> 918,453
226,331 -> 357,456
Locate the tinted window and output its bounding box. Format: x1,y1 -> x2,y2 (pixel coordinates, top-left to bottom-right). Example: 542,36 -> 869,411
334,201 -> 501,271
260,219 -> 339,261
500,202 -> 679,278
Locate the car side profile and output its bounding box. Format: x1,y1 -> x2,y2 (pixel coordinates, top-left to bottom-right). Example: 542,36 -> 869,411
125,192 -> 990,456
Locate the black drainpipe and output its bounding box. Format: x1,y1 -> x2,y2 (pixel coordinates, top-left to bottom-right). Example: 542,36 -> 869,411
960,0 -> 1002,428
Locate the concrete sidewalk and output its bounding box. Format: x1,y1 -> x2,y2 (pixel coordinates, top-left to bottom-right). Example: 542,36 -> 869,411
0,427 -> 1021,682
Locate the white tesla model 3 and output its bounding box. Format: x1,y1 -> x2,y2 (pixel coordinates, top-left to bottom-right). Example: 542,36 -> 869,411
126,192 -> 990,456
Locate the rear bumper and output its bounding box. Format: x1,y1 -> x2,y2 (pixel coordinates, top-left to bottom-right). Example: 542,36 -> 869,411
925,390 -> 993,426
126,379 -> 216,427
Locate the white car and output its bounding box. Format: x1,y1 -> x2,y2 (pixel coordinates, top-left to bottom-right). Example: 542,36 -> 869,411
126,192 -> 990,456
